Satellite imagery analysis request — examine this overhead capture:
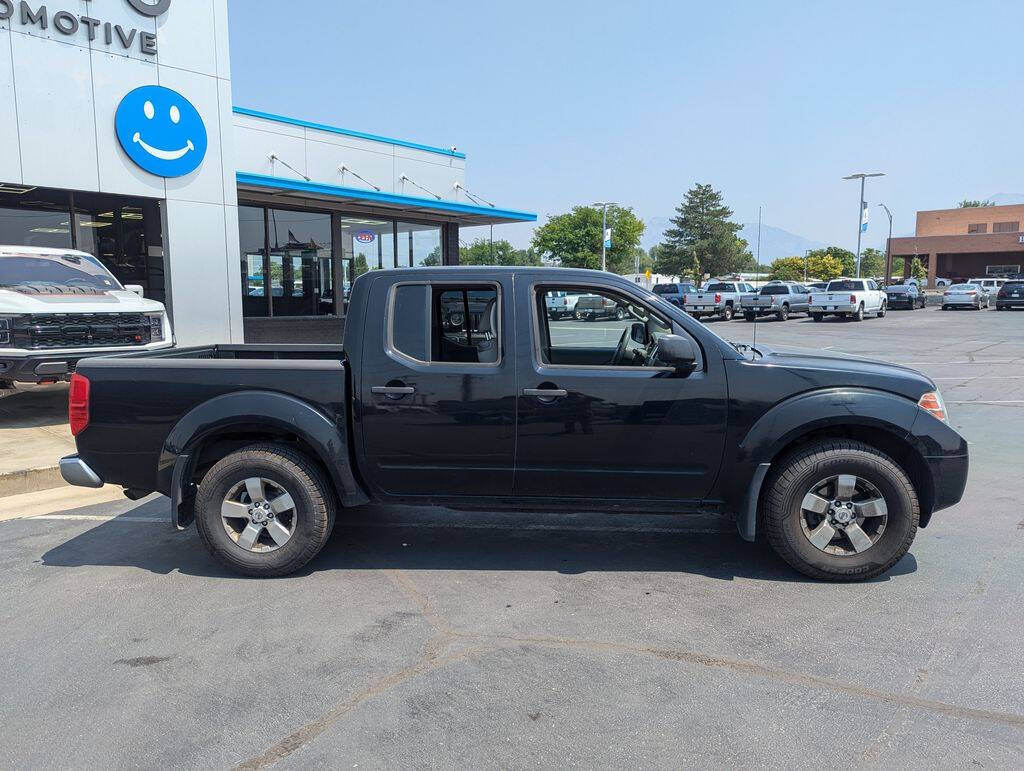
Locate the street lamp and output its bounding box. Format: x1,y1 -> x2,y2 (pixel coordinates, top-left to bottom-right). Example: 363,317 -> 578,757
878,203 -> 894,284
843,172 -> 885,278
592,201 -> 618,272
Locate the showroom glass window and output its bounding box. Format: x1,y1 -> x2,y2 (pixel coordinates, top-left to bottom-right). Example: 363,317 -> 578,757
239,206 -> 268,317
339,217 -> 395,306
398,222 -> 443,267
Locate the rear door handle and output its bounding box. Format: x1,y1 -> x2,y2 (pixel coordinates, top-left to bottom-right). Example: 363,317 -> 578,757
523,388 -> 568,398
372,386 -> 415,396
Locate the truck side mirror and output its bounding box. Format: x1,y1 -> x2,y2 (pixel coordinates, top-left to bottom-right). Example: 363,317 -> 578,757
125,284 -> 145,298
657,334 -> 697,374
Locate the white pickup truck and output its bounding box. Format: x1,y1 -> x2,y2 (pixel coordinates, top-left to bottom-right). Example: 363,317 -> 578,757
809,278 -> 887,322
682,280 -> 756,321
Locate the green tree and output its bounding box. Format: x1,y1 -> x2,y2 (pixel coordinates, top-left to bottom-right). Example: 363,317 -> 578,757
958,199 -> 994,208
805,253 -> 844,281
657,183 -> 752,277
910,256 -> 927,282
458,238 -> 542,266
859,247 -> 886,278
768,256 -> 805,282
419,246 -> 441,267
531,205 -> 645,272
806,246 -> 856,276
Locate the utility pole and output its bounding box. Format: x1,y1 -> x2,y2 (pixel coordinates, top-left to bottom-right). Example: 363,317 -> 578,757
878,203 -> 893,285
843,172 -> 884,277
804,249 -> 811,282
593,201 -> 617,272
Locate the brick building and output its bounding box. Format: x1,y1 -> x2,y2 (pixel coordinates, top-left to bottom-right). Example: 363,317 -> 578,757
888,204 -> 1024,287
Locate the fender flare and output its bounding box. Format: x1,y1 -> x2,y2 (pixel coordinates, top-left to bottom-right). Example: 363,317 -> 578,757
732,388 -> 920,542
157,390 -> 369,529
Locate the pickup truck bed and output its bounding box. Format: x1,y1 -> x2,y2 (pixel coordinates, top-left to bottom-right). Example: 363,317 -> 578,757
62,267 -> 969,582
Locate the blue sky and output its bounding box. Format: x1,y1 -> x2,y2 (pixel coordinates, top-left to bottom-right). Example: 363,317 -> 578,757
228,0 -> 1024,252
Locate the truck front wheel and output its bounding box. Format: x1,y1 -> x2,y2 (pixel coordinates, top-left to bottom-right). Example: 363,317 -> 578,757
194,443 -> 336,577
762,439 -> 919,581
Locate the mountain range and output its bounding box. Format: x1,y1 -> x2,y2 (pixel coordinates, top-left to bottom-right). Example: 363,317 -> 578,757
642,217 -> 825,262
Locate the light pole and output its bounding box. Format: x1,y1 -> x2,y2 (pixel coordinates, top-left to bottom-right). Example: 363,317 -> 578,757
804,249 -> 811,282
843,172 -> 885,277
592,201 -> 618,272
878,203 -> 893,285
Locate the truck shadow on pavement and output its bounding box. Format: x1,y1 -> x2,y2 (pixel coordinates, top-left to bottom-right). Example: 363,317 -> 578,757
39,501 -> 918,583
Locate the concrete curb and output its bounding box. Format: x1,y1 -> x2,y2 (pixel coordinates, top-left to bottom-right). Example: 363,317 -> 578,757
0,466 -> 65,497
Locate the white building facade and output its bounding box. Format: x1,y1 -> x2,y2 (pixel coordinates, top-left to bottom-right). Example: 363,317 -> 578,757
0,0 -> 534,344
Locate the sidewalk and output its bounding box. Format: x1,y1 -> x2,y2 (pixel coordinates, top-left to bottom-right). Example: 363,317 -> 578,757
0,385 -> 76,496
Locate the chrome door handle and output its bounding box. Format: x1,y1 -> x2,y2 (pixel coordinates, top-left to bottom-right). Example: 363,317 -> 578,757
523,388 -> 568,398
372,386 -> 415,395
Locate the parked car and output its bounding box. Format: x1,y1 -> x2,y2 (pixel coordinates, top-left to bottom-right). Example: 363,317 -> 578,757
941,284 -> 990,310
682,280 -> 756,321
995,280 -> 1024,311
575,293 -> 627,321
885,283 -> 927,310
740,282 -> 812,321
810,278 -> 887,321
968,278 -> 1005,296
60,267 -> 968,582
651,282 -> 698,307
545,290 -> 587,320
0,246 -> 173,389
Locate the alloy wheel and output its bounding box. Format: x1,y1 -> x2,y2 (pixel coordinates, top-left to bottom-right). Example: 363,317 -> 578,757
220,477 -> 297,553
798,474 -> 888,556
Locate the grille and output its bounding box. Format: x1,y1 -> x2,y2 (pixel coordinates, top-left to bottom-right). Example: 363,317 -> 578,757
10,313 -> 151,350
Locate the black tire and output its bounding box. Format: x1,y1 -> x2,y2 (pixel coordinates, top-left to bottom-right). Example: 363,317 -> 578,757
853,303 -> 865,322
615,307 -> 626,321
776,304 -> 790,321
195,443 -> 337,577
744,312 -> 756,322
762,439 -> 919,581
721,305 -> 734,321
877,301 -> 886,318
941,305 -> 948,311
811,312 -> 823,322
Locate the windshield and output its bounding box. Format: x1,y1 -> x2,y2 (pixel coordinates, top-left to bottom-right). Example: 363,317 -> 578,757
0,252 -> 121,295
826,280 -> 864,292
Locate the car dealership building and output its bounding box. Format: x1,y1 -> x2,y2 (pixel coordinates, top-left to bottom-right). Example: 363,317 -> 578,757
0,0 -> 535,344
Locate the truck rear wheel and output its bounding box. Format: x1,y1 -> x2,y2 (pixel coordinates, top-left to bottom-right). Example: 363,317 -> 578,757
776,304 -> 790,321
721,305 -> 734,321
744,312 -> 756,322
195,443 -> 336,577
762,439 -> 919,581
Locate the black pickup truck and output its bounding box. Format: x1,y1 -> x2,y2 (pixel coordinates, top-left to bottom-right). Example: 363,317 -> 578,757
60,267 -> 968,581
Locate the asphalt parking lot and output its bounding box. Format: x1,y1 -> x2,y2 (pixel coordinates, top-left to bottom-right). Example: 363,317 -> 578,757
2,307 -> 1023,768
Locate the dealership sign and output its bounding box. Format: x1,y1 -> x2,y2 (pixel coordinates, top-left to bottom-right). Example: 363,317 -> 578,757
116,85 -> 207,177
0,0 -> 171,56
355,230 -> 376,244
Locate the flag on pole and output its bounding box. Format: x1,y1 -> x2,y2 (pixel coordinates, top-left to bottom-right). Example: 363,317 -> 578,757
861,202 -> 870,233
604,228 -> 613,249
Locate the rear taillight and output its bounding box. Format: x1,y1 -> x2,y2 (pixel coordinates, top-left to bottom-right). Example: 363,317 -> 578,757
682,294 -> 688,304
69,373 -> 90,436
714,293 -> 722,304
918,391 -> 948,423
807,295 -> 812,303
849,294 -> 857,304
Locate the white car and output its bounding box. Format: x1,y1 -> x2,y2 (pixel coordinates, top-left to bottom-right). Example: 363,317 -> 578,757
810,278 -> 887,322
545,291 -> 587,320
0,246 -> 174,388
968,277 -> 1005,296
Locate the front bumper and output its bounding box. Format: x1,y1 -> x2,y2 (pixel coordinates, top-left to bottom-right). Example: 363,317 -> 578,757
59,455 -> 104,488
0,342 -> 174,383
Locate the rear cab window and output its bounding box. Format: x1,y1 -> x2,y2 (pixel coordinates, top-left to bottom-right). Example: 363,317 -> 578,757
389,282 -> 501,365
826,280 -> 865,292
706,283 -> 734,292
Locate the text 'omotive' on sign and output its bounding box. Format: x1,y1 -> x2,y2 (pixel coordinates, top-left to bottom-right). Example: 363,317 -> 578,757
0,0 -> 172,56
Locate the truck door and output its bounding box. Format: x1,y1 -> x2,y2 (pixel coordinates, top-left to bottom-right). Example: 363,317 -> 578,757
515,280 -> 728,504
358,275 -> 515,498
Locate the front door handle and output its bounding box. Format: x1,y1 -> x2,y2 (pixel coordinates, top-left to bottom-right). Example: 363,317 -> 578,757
523,388 -> 568,398
372,386 -> 415,396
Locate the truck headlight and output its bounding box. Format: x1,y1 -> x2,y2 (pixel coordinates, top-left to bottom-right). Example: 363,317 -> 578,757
0,316 -> 11,346
918,391 -> 948,423
146,313 -> 165,342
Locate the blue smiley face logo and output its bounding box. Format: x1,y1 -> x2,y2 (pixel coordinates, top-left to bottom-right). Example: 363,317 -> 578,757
115,86 -> 208,177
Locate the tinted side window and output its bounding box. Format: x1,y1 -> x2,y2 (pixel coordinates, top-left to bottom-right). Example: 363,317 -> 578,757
390,284 -> 430,361
433,286 -> 500,364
